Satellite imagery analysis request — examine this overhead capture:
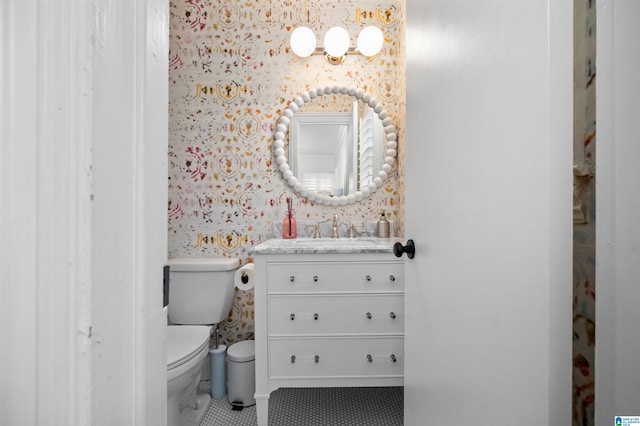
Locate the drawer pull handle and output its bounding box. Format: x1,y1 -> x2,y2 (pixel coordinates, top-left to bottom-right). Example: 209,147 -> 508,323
290,313 -> 295,321
313,313 -> 319,320
289,275 -> 295,282
313,275 -> 318,282
389,275 -> 396,282
390,354 -> 397,363
366,354 -> 373,363
291,355 -> 296,363
315,355 -> 320,363
365,275 -> 372,282
389,312 -> 396,319
365,312 -> 372,320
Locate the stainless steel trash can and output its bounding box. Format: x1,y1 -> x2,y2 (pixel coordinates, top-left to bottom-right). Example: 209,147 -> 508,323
226,340 -> 255,407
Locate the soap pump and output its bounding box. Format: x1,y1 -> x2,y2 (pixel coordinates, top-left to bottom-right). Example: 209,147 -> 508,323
376,212 -> 390,238
282,197 -> 297,239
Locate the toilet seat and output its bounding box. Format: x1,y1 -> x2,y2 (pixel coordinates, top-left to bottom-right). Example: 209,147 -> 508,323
167,325 -> 210,373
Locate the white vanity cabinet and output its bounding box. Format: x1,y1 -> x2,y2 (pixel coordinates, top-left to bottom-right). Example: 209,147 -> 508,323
250,239 -> 404,426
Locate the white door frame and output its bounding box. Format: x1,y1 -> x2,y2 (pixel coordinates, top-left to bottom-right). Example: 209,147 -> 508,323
595,0 -> 640,421
1,1 -> 168,425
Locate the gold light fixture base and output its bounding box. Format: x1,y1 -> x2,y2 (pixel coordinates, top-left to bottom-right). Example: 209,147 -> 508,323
323,51 -> 346,65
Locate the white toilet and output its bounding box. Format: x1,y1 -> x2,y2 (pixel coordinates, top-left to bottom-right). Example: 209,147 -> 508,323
166,257 -> 239,426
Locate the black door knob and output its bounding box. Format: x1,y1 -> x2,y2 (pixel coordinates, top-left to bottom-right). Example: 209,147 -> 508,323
393,239 -> 415,259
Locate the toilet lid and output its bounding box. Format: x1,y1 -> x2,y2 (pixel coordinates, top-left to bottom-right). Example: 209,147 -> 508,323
227,340 -> 255,362
167,326 -> 210,370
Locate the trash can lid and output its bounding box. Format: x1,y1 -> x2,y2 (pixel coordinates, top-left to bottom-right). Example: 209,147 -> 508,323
227,340 -> 255,362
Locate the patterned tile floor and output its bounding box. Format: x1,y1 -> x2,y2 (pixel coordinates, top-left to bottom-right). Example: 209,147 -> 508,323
198,382 -> 404,426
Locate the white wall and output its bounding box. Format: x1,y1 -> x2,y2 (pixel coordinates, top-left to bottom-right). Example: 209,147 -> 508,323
596,0 -> 640,423
0,1 -> 168,425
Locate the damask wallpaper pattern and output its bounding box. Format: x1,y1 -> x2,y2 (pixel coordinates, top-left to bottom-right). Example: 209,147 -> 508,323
572,0 -> 596,425
168,0 -> 406,345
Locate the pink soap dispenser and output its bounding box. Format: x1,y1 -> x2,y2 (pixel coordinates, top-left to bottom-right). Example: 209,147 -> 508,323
282,197 -> 297,239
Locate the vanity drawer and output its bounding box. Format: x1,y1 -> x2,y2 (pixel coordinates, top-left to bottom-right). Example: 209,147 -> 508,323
268,337 -> 404,379
267,261 -> 404,293
268,294 -> 404,336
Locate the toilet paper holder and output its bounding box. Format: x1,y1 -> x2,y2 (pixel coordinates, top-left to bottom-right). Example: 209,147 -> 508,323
234,263 -> 255,291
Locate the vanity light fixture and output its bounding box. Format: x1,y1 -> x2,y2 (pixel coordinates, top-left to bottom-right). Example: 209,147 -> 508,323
289,25 -> 384,65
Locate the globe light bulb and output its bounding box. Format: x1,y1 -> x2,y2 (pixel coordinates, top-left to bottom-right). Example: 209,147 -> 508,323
323,26 -> 350,58
290,27 -> 317,58
357,26 -> 383,57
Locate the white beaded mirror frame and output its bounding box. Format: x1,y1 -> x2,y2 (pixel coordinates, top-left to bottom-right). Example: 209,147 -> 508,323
273,85 -> 398,206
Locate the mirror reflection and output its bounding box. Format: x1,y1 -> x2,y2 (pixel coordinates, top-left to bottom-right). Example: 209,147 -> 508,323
274,86 -> 397,206
289,101 -> 384,197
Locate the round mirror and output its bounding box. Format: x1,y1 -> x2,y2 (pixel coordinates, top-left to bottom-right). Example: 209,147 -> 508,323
274,86 -> 398,206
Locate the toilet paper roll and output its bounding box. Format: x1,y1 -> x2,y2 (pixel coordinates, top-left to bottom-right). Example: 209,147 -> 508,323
234,263 -> 254,291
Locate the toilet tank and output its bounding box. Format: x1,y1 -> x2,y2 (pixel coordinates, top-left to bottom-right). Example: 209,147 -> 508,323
167,257 -> 240,325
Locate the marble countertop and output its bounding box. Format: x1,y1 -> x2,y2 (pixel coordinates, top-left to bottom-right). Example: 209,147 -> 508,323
250,237 -> 399,255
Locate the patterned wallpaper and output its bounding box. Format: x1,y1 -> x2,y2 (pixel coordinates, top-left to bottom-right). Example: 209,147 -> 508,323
572,0 -> 596,425
168,0 -> 406,345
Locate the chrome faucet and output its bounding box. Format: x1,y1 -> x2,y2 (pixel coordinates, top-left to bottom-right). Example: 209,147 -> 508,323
332,214 -> 339,238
